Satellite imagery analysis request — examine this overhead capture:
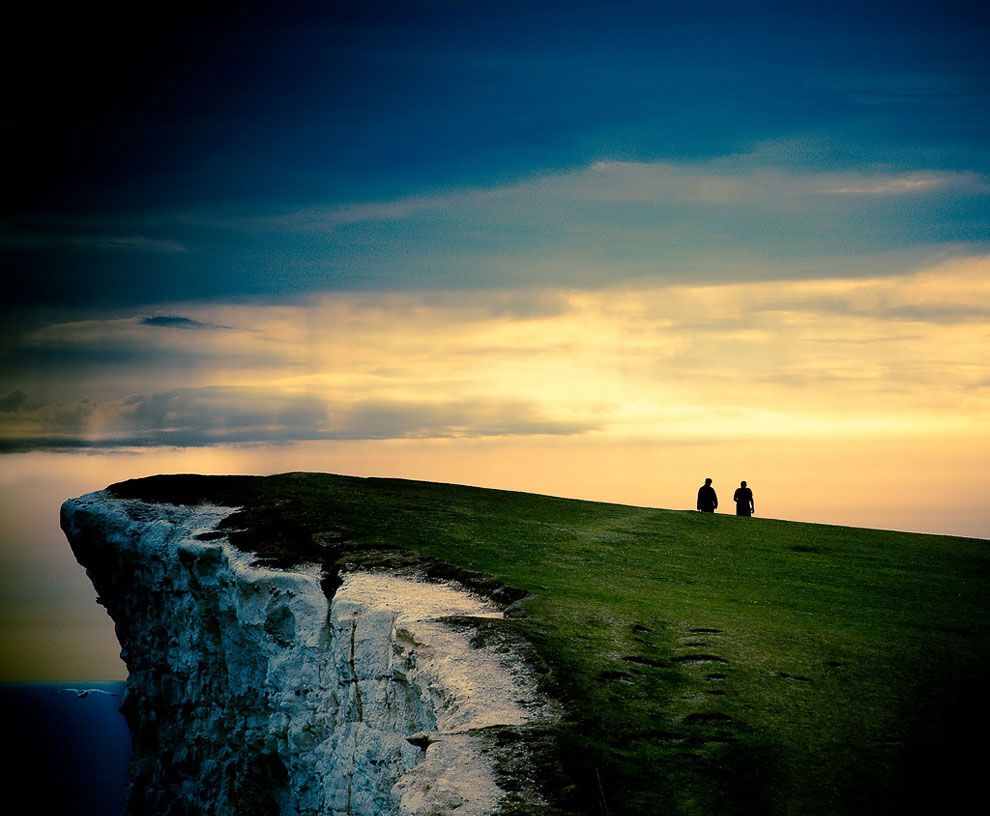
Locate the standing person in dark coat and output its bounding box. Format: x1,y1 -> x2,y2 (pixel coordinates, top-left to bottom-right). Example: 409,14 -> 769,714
697,478 -> 718,512
733,481 -> 754,516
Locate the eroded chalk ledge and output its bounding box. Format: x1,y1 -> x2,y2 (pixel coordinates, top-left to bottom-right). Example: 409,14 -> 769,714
61,492 -> 563,816
331,568 -> 561,816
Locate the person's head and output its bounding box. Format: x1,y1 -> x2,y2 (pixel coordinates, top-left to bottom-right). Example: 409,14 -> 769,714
740,480 -> 747,487
705,478 -> 712,485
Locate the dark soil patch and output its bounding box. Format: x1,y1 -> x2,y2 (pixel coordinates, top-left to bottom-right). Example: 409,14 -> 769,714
675,654 -> 730,664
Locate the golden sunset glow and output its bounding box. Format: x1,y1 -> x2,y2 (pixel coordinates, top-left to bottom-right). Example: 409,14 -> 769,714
11,255 -> 986,446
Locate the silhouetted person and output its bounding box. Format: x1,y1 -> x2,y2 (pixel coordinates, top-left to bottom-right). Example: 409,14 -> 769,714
733,481 -> 754,516
697,478 -> 718,512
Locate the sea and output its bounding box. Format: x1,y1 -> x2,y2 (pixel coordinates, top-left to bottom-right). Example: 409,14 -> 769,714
0,681 -> 130,816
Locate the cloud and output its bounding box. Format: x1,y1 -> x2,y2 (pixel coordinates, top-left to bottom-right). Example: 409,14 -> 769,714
0,228 -> 188,254
728,255 -> 990,322
174,161 -> 988,296
2,253 -> 987,453
204,161 -> 989,232
140,315 -> 233,330
0,390 -> 28,413
0,387 -> 602,452
4,158 -> 988,309
822,174 -> 965,195
837,74 -> 990,103
5,314 -> 255,378
69,235 -> 189,253
328,399 -> 601,440
0,387 -> 327,451
571,163 -> 985,204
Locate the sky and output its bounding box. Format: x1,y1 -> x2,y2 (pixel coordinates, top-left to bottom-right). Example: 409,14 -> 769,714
2,0 -> 989,679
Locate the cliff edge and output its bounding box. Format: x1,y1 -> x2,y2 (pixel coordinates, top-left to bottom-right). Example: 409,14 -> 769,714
61,487 -> 561,816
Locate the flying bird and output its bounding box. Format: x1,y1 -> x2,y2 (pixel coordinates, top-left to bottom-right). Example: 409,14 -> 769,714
50,688 -> 118,698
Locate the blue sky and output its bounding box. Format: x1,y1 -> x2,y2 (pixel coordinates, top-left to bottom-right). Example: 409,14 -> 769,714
4,1 -> 989,305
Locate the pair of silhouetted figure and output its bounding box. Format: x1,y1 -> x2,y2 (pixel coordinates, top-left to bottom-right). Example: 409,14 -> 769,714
696,479 -> 755,516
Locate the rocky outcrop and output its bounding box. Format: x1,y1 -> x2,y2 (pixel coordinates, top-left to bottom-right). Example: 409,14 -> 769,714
61,491 -> 557,816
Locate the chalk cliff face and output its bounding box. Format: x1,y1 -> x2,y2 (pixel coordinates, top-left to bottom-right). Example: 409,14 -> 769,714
61,491 -> 555,816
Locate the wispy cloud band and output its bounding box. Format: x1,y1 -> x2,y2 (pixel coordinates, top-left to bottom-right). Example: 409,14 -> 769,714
217,162 -> 987,232
4,159 -> 987,308
2,255 -> 987,452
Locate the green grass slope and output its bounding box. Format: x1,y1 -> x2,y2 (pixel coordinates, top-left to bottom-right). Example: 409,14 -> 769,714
107,472 -> 990,816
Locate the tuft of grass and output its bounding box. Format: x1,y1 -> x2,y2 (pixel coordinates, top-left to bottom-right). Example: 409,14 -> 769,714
108,472 -> 990,816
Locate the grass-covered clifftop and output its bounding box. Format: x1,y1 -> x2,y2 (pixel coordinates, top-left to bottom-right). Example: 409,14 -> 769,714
107,472 -> 990,816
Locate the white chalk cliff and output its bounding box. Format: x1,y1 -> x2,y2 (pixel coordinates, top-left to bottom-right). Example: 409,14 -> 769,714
61,491 -> 556,816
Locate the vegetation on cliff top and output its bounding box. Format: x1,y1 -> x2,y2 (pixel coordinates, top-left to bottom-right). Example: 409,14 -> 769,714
108,472 -> 990,816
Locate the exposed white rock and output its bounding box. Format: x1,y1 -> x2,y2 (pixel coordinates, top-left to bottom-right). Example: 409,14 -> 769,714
61,490 -> 554,816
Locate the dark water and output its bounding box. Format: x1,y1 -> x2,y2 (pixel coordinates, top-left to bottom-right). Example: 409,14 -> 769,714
0,681 -> 130,816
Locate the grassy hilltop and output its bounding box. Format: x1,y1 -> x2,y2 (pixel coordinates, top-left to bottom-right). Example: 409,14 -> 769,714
108,472 -> 990,816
